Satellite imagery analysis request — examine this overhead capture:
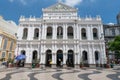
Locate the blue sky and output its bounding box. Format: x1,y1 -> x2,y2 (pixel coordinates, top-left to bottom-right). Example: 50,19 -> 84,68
0,0 -> 120,24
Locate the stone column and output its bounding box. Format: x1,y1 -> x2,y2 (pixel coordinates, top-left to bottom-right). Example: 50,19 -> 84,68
52,53 -> 56,68
40,53 -> 45,68
63,53 -> 67,68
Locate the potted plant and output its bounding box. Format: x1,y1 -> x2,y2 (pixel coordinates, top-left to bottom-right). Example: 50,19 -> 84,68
35,59 -> 40,68
8,58 -> 14,67
80,58 -> 84,68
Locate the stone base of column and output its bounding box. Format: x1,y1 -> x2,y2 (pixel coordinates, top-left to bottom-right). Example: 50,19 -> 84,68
24,63 -> 31,68
89,64 -> 96,68
75,64 -> 80,69
52,64 -> 56,68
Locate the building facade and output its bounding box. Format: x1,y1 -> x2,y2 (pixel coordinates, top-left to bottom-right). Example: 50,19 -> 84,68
0,16 -> 18,61
104,12 -> 120,63
16,2 -> 106,68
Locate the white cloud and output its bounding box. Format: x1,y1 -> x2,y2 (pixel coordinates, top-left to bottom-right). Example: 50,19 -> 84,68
63,0 -> 83,7
20,0 -> 27,5
9,0 -> 14,3
8,0 -> 33,5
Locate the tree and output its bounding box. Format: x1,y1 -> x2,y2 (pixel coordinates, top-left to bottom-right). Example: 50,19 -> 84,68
108,36 -> 120,60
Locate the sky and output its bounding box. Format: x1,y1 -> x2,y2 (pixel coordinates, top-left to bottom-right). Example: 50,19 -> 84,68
0,0 -> 120,24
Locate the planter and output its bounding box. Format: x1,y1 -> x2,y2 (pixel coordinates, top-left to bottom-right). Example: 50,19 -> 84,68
80,64 -> 83,68
36,64 -> 40,68
8,63 -> 14,68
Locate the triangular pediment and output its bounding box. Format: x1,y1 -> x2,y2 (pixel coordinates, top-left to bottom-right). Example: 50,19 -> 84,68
43,2 -> 77,11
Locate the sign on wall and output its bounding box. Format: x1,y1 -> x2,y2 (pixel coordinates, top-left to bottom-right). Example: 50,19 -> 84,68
0,35 -> 2,48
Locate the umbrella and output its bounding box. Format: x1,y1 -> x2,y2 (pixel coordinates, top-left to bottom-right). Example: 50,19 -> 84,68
15,54 -> 26,60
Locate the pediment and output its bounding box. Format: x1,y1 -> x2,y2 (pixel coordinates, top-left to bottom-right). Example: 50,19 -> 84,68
43,2 -> 77,11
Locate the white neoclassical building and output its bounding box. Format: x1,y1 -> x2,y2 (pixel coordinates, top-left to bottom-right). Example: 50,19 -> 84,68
16,2 -> 106,68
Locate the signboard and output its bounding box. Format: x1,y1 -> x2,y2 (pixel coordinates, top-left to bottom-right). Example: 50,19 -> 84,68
0,35 -> 2,48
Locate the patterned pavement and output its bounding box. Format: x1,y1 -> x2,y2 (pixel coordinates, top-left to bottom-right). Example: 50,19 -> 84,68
0,66 -> 120,80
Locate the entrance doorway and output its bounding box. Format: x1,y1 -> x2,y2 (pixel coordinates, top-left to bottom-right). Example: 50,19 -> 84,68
32,50 -> 38,63
56,50 -> 63,67
45,50 -> 52,67
95,51 -> 99,67
17,50 -> 26,67
67,50 -> 74,67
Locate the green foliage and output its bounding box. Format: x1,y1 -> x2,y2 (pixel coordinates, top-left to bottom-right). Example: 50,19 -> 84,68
108,36 -> 120,58
0,58 -> 5,62
7,58 -> 14,63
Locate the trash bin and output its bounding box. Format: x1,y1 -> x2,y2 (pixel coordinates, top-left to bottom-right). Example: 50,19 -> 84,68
110,64 -> 114,68
32,63 -> 35,68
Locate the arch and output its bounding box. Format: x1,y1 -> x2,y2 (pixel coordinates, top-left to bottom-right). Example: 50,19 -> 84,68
81,28 -> 87,39
82,50 -> 89,67
45,49 -> 52,67
19,50 -> 26,67
21,50 -> 26,55
93,28 -> 98,39
56,50 -> 63,67
47,27 -> 52,39
57,26 -> 63,39
94,51 -> 100,67
67,26 -> 74,39
23,28 -> 28,39
32,50 -> 38,63
34,28 -> 39,39
95,51 -> 99,61
67,50 -> 74,67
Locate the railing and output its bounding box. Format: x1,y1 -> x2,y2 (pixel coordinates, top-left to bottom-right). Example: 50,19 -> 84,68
33,37 -> 39,40
46,36 -> 52,39
57,35 -> 63,39
82,37 -> 87,40
22,36 -> 27,40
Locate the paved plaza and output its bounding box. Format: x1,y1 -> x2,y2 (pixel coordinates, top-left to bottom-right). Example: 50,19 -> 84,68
0,66 -> 120,80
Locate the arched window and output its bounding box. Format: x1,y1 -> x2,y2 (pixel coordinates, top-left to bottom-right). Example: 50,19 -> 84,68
22,28 -> 28,39
34,28 -> 39,39
67,26 -> 73,39
81,28 -> 87,39
93,28 -> 98,39
57,26 -> 63,39
47,27 -> 52,39
3,39 -> 8,50
82,51 -> 88,61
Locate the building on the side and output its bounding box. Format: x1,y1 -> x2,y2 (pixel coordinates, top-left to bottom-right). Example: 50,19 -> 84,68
0,16 -> 18,61
103,12 -> 120,63
16,2 -> 106,68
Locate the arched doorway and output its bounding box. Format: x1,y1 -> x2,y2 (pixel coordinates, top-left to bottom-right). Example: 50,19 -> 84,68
45,50 -> 52,67
18,50 -> 26,67
95,51 -> 99,67
56,50 -> 63,67
32,50 -> 38,64
67,50 -> 74,67
21,50 -> 26,55
82,51 -> 89,67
